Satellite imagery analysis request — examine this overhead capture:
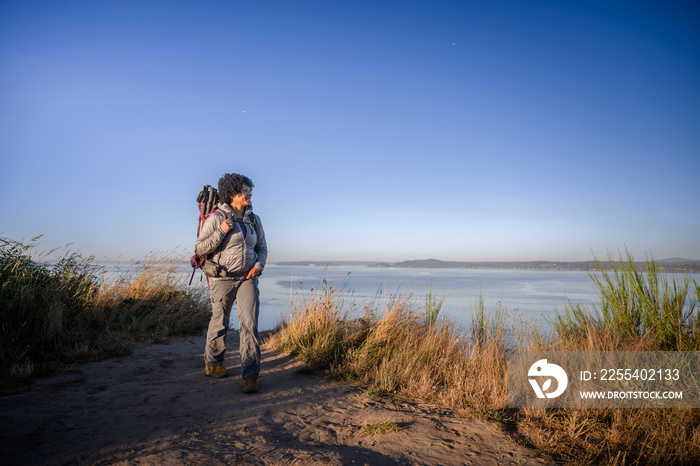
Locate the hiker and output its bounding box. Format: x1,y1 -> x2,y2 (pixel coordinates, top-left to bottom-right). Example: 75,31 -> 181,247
194,173 -> 267,393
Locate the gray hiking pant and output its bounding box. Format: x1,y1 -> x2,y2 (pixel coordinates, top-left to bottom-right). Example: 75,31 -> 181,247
205,277 -> 261,379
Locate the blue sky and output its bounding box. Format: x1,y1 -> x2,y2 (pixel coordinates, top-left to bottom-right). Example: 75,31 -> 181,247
1,0 -> 698,262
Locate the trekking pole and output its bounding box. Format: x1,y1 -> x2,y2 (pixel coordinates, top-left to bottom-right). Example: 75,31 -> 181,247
195,185 -> 207,237
206,185 -> 216,215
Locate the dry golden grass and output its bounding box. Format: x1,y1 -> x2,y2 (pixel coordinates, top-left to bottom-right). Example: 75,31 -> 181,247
269,270 -> 700,465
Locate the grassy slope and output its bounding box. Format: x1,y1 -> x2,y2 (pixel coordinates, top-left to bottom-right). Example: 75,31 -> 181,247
269,253 -> 700,465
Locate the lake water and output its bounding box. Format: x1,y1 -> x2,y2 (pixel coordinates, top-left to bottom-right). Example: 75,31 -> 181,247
251,265 -> 598,332
116,262 -> 698,333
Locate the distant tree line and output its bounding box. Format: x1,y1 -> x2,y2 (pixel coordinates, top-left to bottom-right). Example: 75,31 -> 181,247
368,259 -> 700,273
276,259 -> 700,273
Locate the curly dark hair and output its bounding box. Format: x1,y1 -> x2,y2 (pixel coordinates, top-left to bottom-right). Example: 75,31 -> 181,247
218,173 -> 255,205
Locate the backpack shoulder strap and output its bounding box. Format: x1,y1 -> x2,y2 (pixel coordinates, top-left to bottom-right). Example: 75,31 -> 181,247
248,213 -> 261,235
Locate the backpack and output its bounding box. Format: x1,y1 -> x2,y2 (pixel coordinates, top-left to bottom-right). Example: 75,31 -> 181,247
189,185 -> 219,285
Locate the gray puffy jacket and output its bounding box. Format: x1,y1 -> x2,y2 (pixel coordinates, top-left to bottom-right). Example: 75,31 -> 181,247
194,203 -> 267,278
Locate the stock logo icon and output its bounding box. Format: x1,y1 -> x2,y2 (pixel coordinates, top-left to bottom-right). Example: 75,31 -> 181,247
528,359 -> 568,399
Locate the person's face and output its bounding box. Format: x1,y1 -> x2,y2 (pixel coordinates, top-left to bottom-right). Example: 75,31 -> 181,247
230,184 -> 252,208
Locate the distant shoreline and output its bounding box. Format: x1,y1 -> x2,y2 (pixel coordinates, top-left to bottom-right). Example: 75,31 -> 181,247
276,259 -> 700,273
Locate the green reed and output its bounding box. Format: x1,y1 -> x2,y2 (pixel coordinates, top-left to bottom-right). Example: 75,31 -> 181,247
553,250 -> 699,350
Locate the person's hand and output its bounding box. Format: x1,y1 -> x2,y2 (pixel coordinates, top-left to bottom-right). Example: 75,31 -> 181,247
246,266 -> 261,280
220,219 -> 234,233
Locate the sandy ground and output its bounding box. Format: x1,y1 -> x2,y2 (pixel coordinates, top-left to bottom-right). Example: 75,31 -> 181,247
0,334 -> 555,465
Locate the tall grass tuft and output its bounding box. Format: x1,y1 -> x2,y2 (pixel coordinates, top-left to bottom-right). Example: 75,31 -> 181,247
553,250 -> 699,350
268,285 -> 369,370
470,294 -> 507,351
424,284 -> 444,326
0,236 -> 210,391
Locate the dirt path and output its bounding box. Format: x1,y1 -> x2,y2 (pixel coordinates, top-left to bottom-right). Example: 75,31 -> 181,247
0,335 -> 554,465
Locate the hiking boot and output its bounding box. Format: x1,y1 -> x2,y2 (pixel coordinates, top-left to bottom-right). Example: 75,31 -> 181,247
205,364 -> 228,378
243,377 -> 258,393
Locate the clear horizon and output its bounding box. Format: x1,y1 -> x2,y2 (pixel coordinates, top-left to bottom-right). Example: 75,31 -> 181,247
2,1 -> 698,263
35,253 -> 700,265
273,256 -> 700,263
